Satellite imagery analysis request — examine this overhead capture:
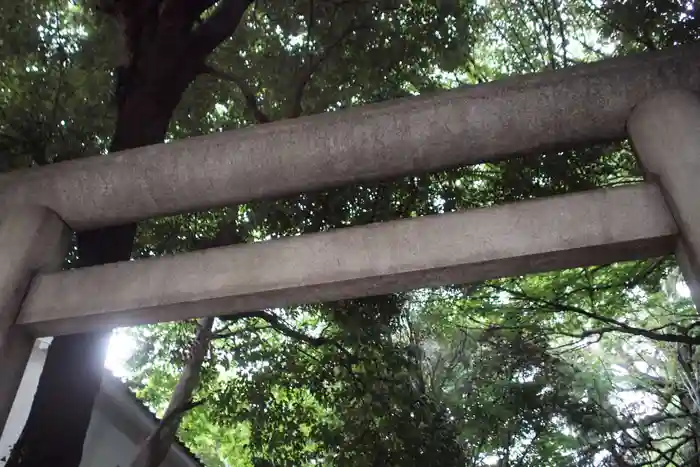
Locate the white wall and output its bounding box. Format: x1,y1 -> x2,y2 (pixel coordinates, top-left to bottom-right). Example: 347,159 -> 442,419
0,340 -> 198,467
80,409 -> 137,467
0,339 -> 49,464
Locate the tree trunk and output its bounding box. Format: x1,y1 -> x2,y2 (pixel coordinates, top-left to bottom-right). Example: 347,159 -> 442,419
130,317 -> 215,467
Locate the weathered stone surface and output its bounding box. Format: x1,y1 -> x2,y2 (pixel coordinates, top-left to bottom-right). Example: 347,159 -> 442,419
1,44 -> 700,230
0,207 -> 69,433
628,90 -> 700,308
17,184 -> 676,336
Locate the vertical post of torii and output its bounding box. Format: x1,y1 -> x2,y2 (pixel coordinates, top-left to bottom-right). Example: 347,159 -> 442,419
628,90 -> 700,309
0,207 -> 70,433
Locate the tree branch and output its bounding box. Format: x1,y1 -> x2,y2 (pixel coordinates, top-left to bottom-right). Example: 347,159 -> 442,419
556,258 -> 665,302
227,309 -> 360,365
191,0 -> 255,59
191,0 -> 220,15
287,21 -> 365,118
201,64 -> 270,123
250,311 -> 331,347
213,325 -> 271,339
130,317 -> 214,467
490,284 -> 700,346
155,399 -> 205,433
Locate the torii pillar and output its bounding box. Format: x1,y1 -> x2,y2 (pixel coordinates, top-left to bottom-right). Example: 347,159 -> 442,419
628,90 -> 700,308
0,207 -> 70,432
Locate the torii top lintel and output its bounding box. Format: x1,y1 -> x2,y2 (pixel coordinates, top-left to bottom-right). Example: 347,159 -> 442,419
1,43 -> 699,231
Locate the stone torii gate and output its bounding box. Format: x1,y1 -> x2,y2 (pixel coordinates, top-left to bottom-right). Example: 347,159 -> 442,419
1,42 -> 700,435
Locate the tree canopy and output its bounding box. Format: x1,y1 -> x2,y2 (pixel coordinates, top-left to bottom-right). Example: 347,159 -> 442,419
1,0 -> 699,465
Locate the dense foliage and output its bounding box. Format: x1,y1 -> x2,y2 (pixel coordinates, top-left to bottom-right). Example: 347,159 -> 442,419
1,0 -> 699,465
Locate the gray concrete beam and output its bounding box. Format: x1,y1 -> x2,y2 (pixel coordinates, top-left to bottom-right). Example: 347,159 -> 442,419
2,44 -> 700,231
628,90 -> 700,309
16,183 -> 676,336
0,207 -> 70,434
